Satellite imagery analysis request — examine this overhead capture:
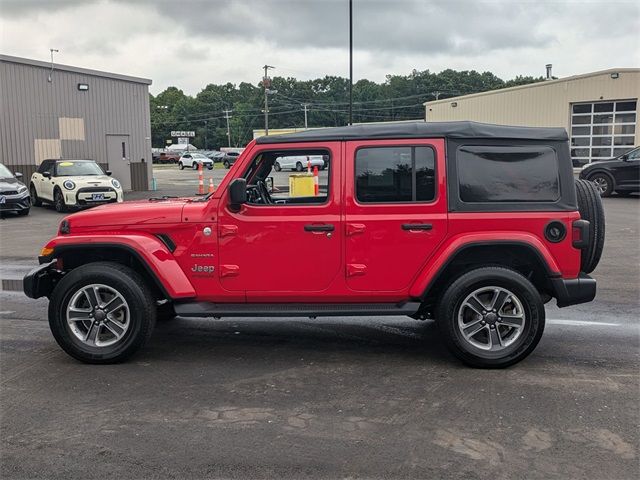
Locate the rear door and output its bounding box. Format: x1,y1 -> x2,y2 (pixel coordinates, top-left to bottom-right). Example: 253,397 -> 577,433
344,139 -> 448,293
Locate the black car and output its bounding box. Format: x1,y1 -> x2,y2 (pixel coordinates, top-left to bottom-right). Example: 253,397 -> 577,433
222,151 -> 240,169
579,146 -> 640,197
0,163 -> 30,216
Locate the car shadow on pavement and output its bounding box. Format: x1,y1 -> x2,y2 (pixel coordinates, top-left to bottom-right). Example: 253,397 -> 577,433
143,316 -> 454,365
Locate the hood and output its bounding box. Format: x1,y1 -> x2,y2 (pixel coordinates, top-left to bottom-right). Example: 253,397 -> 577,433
0,176 -> 25,192
65,198 -> 190,228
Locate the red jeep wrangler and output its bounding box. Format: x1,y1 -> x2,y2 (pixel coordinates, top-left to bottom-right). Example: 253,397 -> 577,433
24,122 -> 604,368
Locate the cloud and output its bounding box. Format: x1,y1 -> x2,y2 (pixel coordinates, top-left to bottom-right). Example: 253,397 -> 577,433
1,0 -> 638,95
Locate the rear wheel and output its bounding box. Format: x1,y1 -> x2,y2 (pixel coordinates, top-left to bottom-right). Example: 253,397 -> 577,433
30,184 -> 42,207
54,188 -> 67,213
296,162 -> 303,172
224,161 -> 230,169
588,172 -> 614,197
575,179 -> 605,273
436,266 -> 545,368
48,262 -> 156,364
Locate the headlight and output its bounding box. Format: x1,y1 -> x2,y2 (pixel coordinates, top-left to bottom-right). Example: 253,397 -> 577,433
111,179 -> 121,189
63,180 -> 76,190
17,185 -> 27,194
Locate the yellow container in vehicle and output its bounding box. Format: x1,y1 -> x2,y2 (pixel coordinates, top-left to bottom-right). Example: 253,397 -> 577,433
289,173 -> 315,197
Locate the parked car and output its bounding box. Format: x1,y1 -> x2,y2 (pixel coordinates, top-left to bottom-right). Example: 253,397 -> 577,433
153,152 -> 180,164
29,159 -> 123,213
0,163 -> 30,216
222,151 -> 240,169
25,121 -> 603,368
206,151 -> 225,162
274,155 -> 326,172
579,146 -> 639,197
178,153 -> 214,170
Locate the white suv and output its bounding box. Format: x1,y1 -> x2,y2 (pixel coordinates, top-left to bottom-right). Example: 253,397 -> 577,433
273,155 -> 326,172
30,159 -> 123,213
178,153 -> 214,170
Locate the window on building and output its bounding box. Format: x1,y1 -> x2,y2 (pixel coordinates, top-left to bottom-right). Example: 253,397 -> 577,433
457,145 -> 560,203
570,100 -> 637,166
355,146 -> 436,203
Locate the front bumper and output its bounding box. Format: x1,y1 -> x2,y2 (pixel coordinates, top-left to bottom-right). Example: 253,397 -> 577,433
64,187 -> 122,206
550,273 -> 597,308
0,193 -> 31,212
23,261 -> 60,299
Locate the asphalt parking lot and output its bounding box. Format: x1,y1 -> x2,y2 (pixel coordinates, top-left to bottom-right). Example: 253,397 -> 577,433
0,169 -> 638,479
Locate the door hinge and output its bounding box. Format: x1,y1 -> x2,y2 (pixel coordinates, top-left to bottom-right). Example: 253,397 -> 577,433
220,265 -> 240,278
346,264 -> 367,277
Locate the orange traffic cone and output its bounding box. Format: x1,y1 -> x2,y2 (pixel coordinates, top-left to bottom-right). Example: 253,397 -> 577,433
313,165 -> 319,196
198,163 -> 204,195
208,178 -> 215,194
307,156 -> 311,173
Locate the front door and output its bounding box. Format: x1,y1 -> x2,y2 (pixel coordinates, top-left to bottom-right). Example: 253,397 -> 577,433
344,139 -> 448,293
106,135 -> 131,190
217,143 -> 342,301
616,148 -> 640,190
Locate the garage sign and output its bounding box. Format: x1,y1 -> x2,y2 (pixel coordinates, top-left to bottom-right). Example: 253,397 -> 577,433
171,131 -> 195,137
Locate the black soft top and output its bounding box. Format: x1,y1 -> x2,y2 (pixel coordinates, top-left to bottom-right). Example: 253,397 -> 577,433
256,121 -> 568,144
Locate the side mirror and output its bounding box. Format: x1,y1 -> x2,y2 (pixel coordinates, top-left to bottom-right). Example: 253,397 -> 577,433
228,178 -> 247,211
42,171 -> 51,178
621,154 -> 629,161
265,176 -> 274,193
14,172 -> 23,179
106,170 -> 112,176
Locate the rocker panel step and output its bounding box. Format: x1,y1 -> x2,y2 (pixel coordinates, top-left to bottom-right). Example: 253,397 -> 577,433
173,302 -> 421,318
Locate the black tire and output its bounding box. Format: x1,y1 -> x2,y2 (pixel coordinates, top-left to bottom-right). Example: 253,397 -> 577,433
157,303 -> 176,322
274,162 -> 282,172
296,162 -> 303,172
436,266 -> 545,368
48,262 -> 156,364
575,179 -> 605,273
178,162 -> 184,170
192,162 -> 199,170
207,164 -> 213,170
587,171 -> 614,197
30,184 -> 42,207
224,161 -> 230,169
54,188 -> 67,213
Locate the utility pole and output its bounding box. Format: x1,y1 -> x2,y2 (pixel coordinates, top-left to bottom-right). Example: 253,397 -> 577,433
223,109 -> 233,147
302,103 -> 310,129
348,0 -> 353,125
263,65 -> 274,135
47,48 -> 59,83
204,120 -> 208,150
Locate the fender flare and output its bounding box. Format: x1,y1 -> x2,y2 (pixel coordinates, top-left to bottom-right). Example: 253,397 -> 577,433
40,234 -> 196,299
409,233 -> 561,300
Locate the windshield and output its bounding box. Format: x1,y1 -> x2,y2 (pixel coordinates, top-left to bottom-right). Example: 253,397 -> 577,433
192,154 -> 208,159
56,161 -> 104,176
0,164 -> 14,179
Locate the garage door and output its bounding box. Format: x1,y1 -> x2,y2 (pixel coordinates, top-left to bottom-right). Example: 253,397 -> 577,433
570,99 -> 637,167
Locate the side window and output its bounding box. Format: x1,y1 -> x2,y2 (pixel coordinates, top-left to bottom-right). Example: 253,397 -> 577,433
244,150 -> 331,206
355,146 -> 436,203
37,161 -> 52,174
457,145 -> 560,202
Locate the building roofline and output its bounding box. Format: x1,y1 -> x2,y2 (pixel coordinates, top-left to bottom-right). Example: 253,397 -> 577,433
0,54 -> 152,85
423,68 -> 640,106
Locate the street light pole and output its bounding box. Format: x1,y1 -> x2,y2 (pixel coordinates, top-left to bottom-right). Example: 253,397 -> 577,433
223,109 -> 233,147
348,0 -> 353,126
263,65 -> 274,135
302,103 -> 310,129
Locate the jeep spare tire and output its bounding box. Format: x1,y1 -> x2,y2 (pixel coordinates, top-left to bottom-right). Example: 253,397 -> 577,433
575,179 -> 605,273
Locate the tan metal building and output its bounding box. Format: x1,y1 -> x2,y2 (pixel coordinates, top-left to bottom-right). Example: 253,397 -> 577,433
0,54 -> 152,190
424,68 -> 639,166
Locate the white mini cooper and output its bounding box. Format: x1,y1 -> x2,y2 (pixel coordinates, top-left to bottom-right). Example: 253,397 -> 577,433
30,159 -> 124,212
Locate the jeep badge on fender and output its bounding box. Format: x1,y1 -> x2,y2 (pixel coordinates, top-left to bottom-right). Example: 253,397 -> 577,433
24,121 -> 602,367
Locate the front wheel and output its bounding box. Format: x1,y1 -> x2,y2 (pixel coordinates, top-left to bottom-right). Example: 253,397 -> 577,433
178,162 -> 184,170
436,266 -> 545,368
54,189 -> 67,213
48,262 -> 156,364
223,161 -> 230,169
588,172 -> 614,197
274,162 -> 282,172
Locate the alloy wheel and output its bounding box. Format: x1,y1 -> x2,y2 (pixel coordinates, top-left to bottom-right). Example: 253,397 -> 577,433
592,176 -> 608,195
457,286 -> 526,351
66,283 -> 130,347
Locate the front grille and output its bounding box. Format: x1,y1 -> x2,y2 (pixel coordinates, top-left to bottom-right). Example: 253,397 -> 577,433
79,187 -> 112,193
0,190 -> 19,196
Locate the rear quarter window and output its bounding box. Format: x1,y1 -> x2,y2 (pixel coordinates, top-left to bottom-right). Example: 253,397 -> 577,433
457,145 -> 560,202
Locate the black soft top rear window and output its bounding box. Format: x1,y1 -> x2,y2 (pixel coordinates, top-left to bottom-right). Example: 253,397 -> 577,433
457,145 -> 560,203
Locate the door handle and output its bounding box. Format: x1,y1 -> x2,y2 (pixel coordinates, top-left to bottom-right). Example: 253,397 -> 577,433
346,223 -> 366,236
304,224 -> 335,232
401,223 -> 433,231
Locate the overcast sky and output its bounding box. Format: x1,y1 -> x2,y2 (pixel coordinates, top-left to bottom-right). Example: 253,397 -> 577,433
1,0 -> 638,95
